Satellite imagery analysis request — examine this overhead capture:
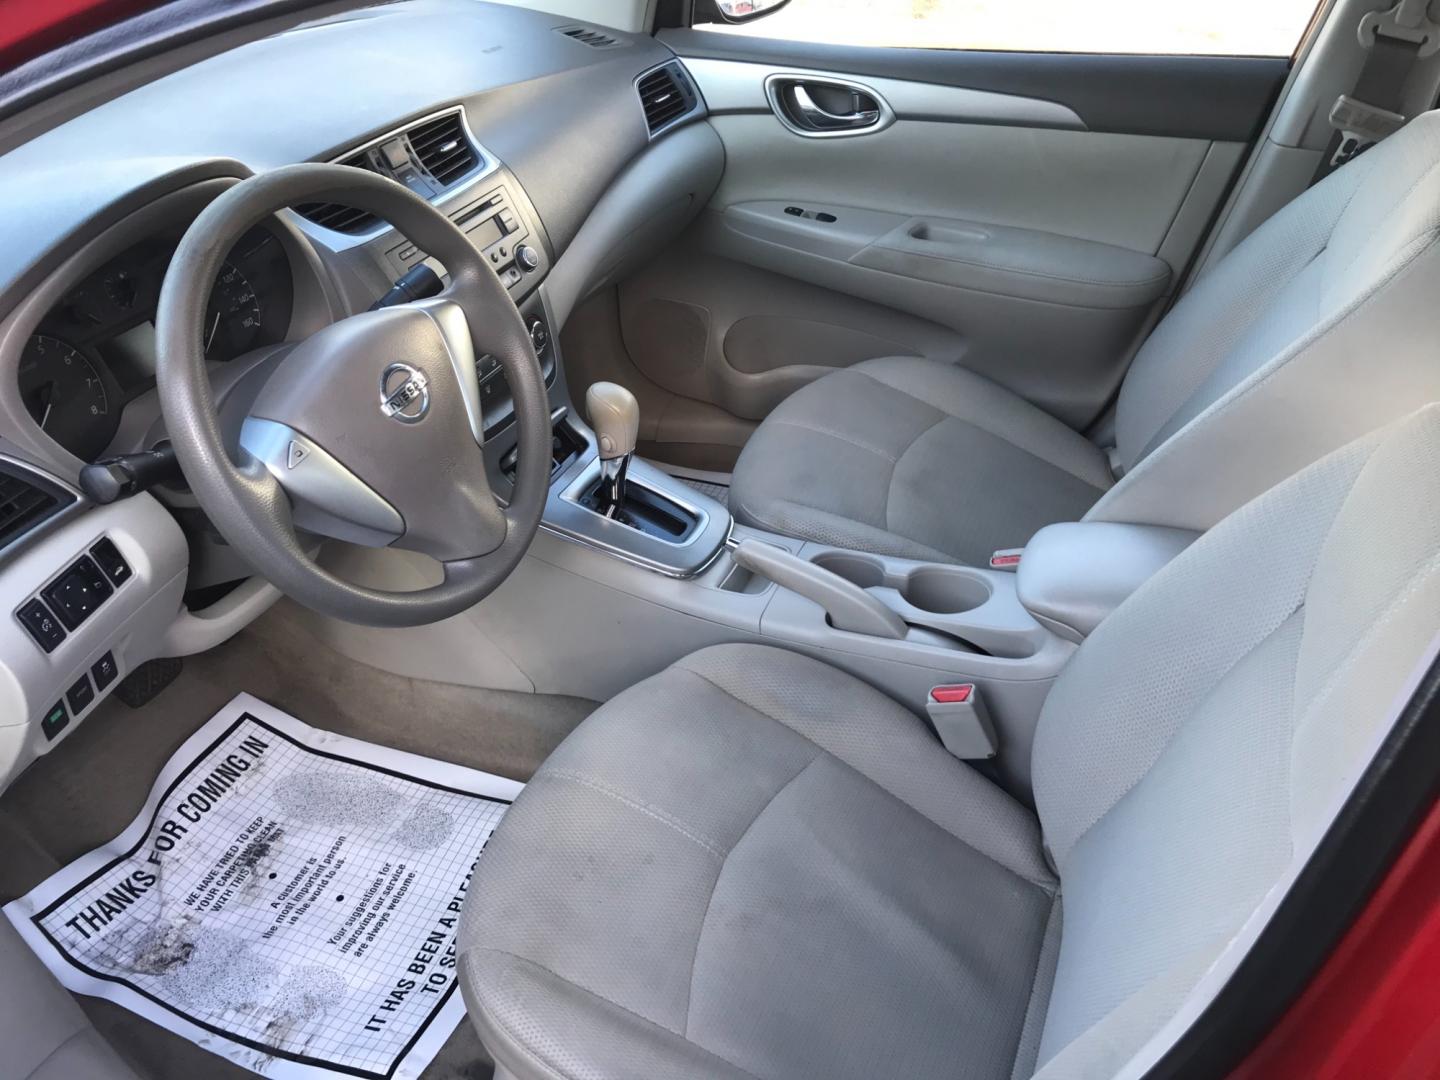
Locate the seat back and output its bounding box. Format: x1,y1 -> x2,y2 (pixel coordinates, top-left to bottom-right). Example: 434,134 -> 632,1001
1028,405 -> 1440,1076
1088,112 -> 1440,533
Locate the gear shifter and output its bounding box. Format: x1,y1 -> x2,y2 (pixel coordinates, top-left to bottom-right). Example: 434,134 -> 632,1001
586,382 -> 639,518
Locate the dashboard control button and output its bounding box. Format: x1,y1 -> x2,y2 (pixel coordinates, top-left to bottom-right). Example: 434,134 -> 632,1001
91,651 -> 119,691
66,674 -> 95,714
499,209 -> 518,232
528,317 -> 549,353
43,556 -> 113,631
41,701 -> 68,741
514,244 -> 539,272
89,537 -> 133,587
17,599 -> 67,652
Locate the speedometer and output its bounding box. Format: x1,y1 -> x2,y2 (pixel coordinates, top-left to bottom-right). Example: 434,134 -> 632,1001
18,335 -> 117,460
204,260 -> 263,360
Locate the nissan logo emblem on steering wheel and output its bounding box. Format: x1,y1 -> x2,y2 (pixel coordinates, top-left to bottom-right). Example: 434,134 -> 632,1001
380,362 -> 430,424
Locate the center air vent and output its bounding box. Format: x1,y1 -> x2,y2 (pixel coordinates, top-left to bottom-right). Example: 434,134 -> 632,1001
637,62 -> 698,137
408,113 -> 479,187
558,25 -> 622,48
0,461 -> 74,555
294,110 -> 484,235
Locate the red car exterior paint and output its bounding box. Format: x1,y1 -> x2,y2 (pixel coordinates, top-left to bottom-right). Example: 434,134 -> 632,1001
0,0 -> 158,71
1231,797 -> 1440,1079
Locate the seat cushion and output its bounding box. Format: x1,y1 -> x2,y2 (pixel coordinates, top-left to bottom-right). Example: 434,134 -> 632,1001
0,920 -> 139,1080
730,357 -> 1113,565
458,644 -> 1059,1080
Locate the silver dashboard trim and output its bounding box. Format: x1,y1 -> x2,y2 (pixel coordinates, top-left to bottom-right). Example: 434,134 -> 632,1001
288,105 -> 505,245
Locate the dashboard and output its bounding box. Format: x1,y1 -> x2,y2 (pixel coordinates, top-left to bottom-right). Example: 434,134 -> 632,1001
18,225 -> 293,460
0,0 -> 723,791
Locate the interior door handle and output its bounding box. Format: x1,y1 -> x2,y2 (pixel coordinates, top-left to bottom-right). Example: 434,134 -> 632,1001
791,85 -> 881,130
764,74 -> 894,139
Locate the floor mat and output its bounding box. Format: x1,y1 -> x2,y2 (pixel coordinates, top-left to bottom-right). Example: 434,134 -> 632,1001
4,692 -> 522,1080
677,476 -> 730,504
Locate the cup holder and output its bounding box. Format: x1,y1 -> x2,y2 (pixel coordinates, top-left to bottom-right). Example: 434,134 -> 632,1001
811,552 -> 886,589
900,567 -> 991,614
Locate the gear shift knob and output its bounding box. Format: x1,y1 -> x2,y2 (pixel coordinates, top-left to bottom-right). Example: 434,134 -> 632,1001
586,382 -> 639,517
586,382 -> 639,461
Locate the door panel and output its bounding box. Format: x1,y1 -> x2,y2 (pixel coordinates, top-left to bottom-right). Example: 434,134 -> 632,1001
663,32 -> 1288,141
579,32 -> 1284,467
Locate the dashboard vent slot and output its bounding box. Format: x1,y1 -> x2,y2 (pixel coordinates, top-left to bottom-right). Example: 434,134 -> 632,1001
294,151 -> 381,234
638,63 -> 696,136
558,26 -> 621,48
409,113 -> 479,188
0,461 -> 73,555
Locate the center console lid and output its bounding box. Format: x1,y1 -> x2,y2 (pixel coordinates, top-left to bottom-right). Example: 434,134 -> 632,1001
1016,522 -> 1199,642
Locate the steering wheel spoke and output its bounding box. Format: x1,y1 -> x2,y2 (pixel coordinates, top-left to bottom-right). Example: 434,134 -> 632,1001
239,416 -> 405,547
411,296 -> 486,447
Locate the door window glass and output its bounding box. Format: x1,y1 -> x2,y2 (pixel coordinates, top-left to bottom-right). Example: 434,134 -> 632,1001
705,0 -> 1319,58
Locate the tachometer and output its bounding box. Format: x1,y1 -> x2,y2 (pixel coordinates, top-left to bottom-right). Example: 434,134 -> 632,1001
18,335 -> 117,460
203,261 -> 263,360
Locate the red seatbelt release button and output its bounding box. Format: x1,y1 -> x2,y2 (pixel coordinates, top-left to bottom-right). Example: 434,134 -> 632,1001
990,548 -> 1023,571
930,684 -> 973,704
926,683 -> 997,759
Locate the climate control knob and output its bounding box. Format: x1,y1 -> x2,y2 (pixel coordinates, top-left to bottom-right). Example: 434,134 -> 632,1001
514,243 -> 539,273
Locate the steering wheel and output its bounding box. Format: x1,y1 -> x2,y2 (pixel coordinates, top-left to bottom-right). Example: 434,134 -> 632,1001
155,164 -> 552,627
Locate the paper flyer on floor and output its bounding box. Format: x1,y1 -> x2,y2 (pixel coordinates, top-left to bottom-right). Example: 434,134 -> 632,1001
4,693 -> 523,1079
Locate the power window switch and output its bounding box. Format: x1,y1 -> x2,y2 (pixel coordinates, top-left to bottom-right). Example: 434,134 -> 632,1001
17,599 -> 66,652
41,701 -> 68,741
91,651 -> 119,692
66,674 -> 95,715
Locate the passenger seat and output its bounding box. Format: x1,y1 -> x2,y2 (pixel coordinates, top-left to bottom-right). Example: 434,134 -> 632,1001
730,111 -> 1440,565
0,919 -> 139,1079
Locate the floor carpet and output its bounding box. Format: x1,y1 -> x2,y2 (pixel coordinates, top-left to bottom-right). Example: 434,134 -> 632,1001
0,599 -> 596,1080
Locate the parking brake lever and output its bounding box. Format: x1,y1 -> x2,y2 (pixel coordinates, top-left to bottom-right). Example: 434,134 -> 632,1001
731,539 -> 906,639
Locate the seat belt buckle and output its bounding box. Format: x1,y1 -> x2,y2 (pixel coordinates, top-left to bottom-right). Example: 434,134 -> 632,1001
989,548 -> 1023,571
926,684 -> 998,759
1327,94 -> 1407,166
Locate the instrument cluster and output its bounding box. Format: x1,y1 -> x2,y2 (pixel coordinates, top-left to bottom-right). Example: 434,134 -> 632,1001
18,225 -> 293,460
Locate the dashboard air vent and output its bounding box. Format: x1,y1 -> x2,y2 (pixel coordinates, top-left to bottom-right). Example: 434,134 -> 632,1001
294,150 -> 381,234
409,113 -> 479,187
558,26 -> 621,48
0,461 -> 74,555
638,63 -> 697,136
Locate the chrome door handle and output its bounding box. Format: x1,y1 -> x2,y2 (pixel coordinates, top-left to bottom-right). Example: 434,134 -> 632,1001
791,85 -> 881,130
764,74 -> 894,139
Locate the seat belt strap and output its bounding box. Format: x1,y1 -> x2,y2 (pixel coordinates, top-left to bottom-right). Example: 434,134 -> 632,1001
1311,1 -> 1439,184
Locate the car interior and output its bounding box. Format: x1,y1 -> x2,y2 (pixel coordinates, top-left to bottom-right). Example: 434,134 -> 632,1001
0,0 -> 1439,1077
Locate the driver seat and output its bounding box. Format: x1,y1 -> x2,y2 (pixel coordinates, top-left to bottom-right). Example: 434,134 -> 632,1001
458,405 -> 1440,1079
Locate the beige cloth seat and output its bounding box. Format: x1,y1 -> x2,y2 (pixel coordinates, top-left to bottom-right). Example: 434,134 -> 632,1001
732,112 -> 1440,563
458,405 -> 1440,1078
